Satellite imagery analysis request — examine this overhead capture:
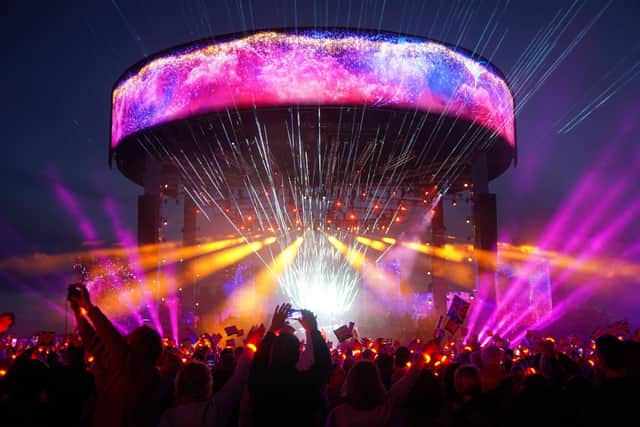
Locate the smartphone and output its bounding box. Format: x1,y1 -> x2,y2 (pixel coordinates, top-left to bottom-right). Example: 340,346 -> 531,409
287,309 -> 303,320
11,338 -> 17,347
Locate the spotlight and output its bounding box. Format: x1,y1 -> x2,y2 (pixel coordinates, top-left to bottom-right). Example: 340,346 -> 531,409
465,217 -> 471,224
452,200 -> 457,207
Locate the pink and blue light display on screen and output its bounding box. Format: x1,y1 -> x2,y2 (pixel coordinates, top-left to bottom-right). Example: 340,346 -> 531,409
111,30 -> 514,148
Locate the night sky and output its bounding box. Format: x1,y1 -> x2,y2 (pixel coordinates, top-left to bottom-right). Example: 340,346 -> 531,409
1,1 -> 639,334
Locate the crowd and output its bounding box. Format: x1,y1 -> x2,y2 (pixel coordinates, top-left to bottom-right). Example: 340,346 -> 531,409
0,291 -> 639,427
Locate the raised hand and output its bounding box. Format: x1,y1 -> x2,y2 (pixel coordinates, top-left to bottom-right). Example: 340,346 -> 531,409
68,284 -> 93,312
299,309 -> 318,332
246,323 -> 266,345
269,303 -> 291,333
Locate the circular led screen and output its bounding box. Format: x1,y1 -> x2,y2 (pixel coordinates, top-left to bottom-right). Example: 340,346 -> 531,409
112,30 -> 514,149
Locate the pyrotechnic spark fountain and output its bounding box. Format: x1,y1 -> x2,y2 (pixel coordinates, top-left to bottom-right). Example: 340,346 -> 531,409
278,232 -> 360,321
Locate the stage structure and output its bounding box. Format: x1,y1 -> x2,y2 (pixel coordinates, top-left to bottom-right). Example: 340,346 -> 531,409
109,29 -> 516,330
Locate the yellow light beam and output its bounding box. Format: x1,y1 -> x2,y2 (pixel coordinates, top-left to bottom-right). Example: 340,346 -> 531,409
400,240 -> 640,281
135,236 -> 249,271
186,237 -> 277,279
97,236 -> 277,315
0,241 -> 178,275
356,236 -> 388,251
326,234 -> 403,296
70,236 -> 258,281
401,241 -> 467,263
0,234 -> 265,276
326,235 -> 366,270
231,237 -> 304,317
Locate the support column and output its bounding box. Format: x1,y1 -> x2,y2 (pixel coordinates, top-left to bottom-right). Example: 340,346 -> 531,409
431,198 -> 448,318
137,155 -> 162,326
183,196 -> 197,246
180,194 -> 199,335
137,156 -> 162,245
472,153 -> 498,303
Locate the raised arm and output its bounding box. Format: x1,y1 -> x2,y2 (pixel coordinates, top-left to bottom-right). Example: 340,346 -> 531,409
69,284 -> 129,367
249,304 -> 289,390
72,300 -> 96,346
86,305 -> 128,364
216,324 -> 263,405
300,309 -> 331,385
296,330 -> 315,371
